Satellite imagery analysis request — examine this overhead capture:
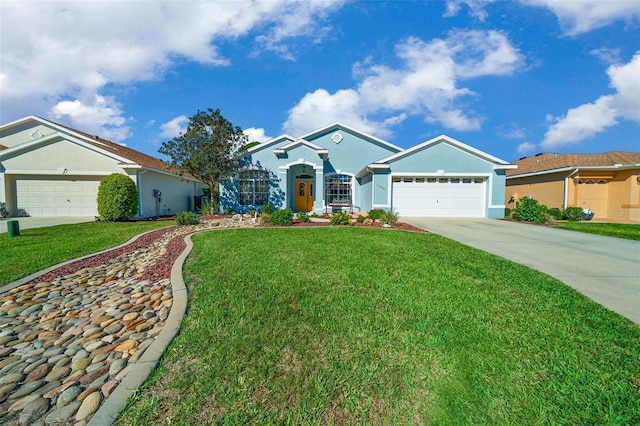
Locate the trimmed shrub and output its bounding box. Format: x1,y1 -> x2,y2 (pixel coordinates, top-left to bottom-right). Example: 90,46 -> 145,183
380,210 -> 400,226
367,209 -> 385,221
512,197 -> 545,223
504,207 -> 512,218
271,208 -> 293,226
261,204 -> 275,215
563,207 -> 584,221
260,213 -> 272,224
356,215 -> 366,223
175,211 -> 200,225
330,211 -> 352,225
548,208 -> 563,220
97,173 -> 138,221
297,211 -> 311,223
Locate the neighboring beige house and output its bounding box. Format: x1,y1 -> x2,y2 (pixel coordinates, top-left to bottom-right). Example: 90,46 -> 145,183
506,151 -> 640,222
0,116 -> 204,218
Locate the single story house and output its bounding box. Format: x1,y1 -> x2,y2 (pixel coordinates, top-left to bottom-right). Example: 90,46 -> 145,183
506,151 -> 640,222
221,123 -> 514,218
0,116 -> 204,218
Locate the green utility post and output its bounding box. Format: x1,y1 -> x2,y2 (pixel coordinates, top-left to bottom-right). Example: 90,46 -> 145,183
7,220 -> 20,237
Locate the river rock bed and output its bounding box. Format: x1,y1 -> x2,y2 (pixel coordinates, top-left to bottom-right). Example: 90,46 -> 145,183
0,217 -> 256,425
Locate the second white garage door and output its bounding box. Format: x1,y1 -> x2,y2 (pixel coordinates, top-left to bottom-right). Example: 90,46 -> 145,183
16,178 -> 100,216
392,177 -> 486,217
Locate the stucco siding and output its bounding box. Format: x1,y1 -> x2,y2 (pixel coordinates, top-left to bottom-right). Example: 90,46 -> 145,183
389,142 -> 495,174
358,174 -> 373,212
306,129 -> 398,171
506,172 -> 566,210
2,138 -> 122,174
136,171 -> 201,217
372,172 -> 391,208
0,123 -> 56,148
602,170 -> 639,221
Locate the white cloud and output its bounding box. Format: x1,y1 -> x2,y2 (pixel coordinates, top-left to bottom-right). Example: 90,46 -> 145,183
523,0 -> 640,35
516,141 -> 537,156
541,52 -> 640,150
0,1 -> 346,139
159,115 -> 189,139
444,0 -> 495,21
284,88 -> 384,137
590,47 -> 621,64
284,30 -> 524,137
254,1 -> 346,60
50,95 -> 131,142
501,127 -> 526,139
541,96 -> 618,149
243,127 -> 273,143
607,52 -> 640,122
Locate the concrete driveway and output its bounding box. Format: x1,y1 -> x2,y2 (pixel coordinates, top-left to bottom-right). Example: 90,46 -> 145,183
405,218 -> 640,326
0,216 -> 95,233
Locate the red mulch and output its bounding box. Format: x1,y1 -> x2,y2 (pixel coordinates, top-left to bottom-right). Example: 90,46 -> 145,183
28,219 -> 427,285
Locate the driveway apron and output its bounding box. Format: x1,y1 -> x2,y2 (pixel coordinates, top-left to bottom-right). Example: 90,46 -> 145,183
405,218 -> 640,326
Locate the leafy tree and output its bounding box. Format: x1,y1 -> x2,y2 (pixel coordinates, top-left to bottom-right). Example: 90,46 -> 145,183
97,173 -> 138,221
159,108 -> 248,214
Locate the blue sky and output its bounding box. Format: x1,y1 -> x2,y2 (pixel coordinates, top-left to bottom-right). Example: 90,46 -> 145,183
1,1 -> 638,162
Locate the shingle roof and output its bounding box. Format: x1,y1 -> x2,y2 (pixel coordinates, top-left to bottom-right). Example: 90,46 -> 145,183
508,151 -> 640,176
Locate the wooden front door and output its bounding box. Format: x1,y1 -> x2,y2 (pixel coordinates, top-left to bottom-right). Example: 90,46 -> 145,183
294,180 -> 314,211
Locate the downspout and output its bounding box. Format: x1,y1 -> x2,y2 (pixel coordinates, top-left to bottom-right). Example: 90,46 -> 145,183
564,168 -> 578,209
137,169 -> 147,217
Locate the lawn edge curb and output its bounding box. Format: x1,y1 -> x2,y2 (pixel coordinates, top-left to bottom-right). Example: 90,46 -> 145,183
87,231 -> 194,426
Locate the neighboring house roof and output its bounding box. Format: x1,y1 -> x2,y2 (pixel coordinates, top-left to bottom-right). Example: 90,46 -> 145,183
508,151 -> 640,177
0,116 -> 197,181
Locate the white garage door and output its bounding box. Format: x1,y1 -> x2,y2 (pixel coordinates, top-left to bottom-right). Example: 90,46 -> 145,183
392,177 -> 486,217
16,178 -> 100,216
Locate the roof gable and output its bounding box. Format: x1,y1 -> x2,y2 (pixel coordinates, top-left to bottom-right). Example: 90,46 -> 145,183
300,122 -> 403,153
375,134 -> 513,167
1,116 -> 189,178
273,139 -> 329,160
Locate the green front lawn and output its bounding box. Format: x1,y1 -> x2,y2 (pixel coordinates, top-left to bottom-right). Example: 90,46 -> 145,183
118,228 -> 640,425
0,220 -> 171,285
554,222 -> 640,241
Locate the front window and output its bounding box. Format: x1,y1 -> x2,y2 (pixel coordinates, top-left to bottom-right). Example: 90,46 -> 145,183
239,169 -> 269,206
325,174 -> 352,207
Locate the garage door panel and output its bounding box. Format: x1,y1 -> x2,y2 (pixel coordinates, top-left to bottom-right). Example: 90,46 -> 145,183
392,177 -> 485,218
16,179 -> 100,216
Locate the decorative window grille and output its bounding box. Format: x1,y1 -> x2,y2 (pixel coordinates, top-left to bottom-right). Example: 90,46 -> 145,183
325,174 -> 352,207
239,170 -> 269,206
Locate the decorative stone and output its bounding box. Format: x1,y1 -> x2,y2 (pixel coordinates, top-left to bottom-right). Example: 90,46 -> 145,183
0,373 -> 24,386
25,363 -> 52,382
101,379 -> 119,398
10,380 -> 45,399
45,400 -> 82,424
18,396 -> 50,425
115,339 -> 137,352
71,358 -> 91,372
44,366 -> 71,382
75,390 -> 102,421
57,385 -> 83,408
